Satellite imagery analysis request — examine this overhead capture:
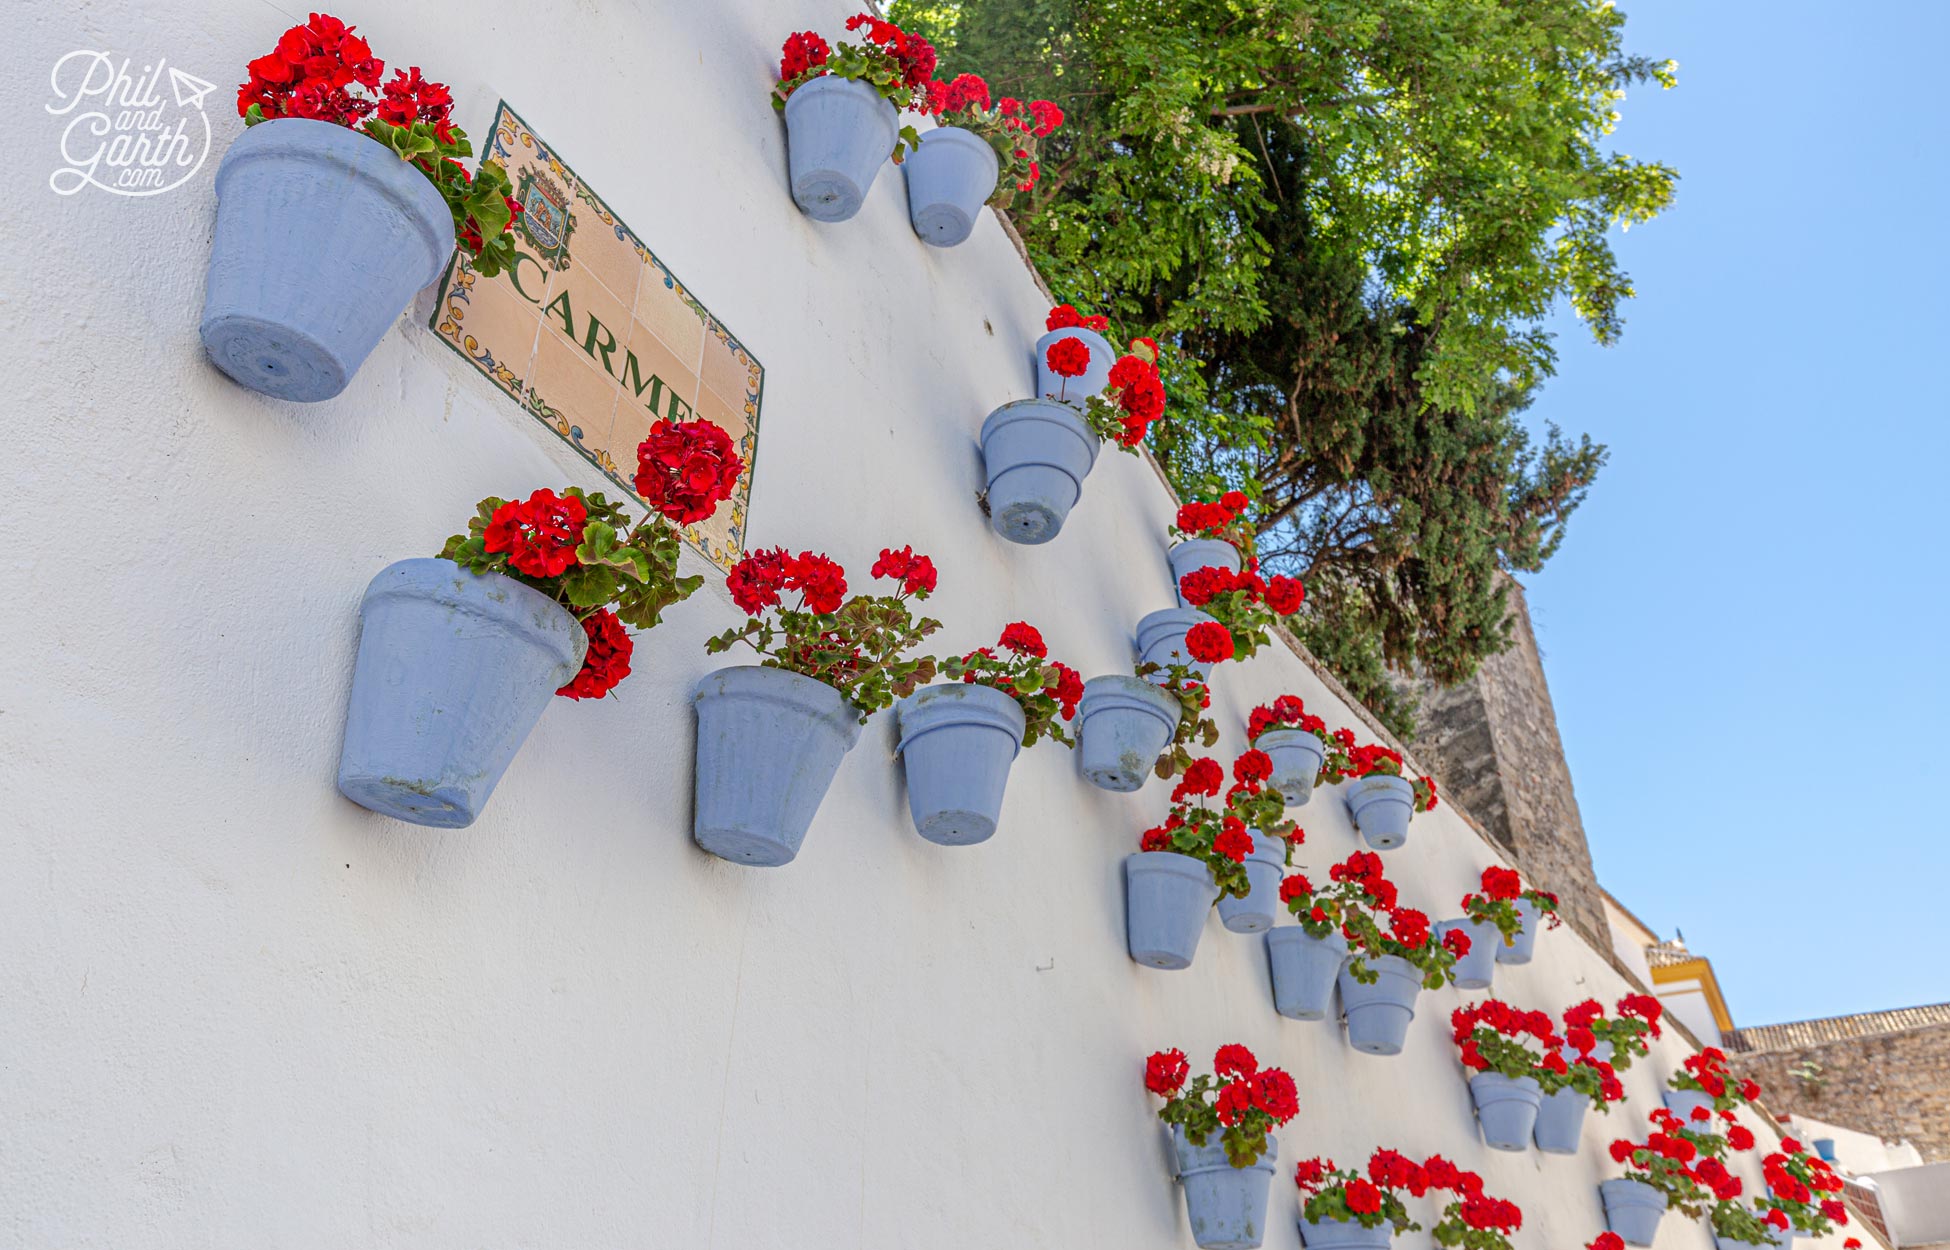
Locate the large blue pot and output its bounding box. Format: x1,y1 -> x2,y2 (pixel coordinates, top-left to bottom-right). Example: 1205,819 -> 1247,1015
1174,1128 -> 1277,1250
980,399 -> 1101,545
1265,927 -> 1348,1021
1435,916 -> 1501,991
1035,325 -> 1113,406
337,559 -> 586,828
1217,829 -> 1290,933
201,118 -> 454,402
691,666 -> 863,866
896,682 -> 1025,846
1169,539 -> 1243,608
1338,955 -> 1421,1055
1076,675 -> 1180,792
1600,1179 -> 1668,1247
1662,1088 -> 1716,1125
1534,1083 -> 1590,1155
783,75 -> 897,222
1299,1216 -> 1393,1250
1125,852 -> 1218,969
1255,729 -> 1325,806
1497,897 -> 1543,964
1137,608 -> 1221,679
903,125 -> 997,246
1344,774 -> 1415,849
1470,1072 -> 1543,1151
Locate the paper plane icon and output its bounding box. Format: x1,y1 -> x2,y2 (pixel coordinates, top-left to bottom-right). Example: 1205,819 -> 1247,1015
168,66 -> 217,110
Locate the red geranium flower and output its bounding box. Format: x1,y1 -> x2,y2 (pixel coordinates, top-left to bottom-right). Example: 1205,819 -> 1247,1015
871,545 -> 937,595
1345,1179 -> 1383,1215
997,621 -> 1047,657
633,418 -> 743,525
1184,621 -> 1235,663
556,608 -> 632,700
1213,1043 -> 1259,1079
1045,336 -> 1092,378
1144,1047 -> 1189,1095
483,488 -> 586,578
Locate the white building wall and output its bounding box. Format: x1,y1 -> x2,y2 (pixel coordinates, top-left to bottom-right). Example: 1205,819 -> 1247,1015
0,3 -> 1864,1249
1604,895 -> 1659,988
1785,1114 -> 1922,1176
1657,986 -> 1726,1049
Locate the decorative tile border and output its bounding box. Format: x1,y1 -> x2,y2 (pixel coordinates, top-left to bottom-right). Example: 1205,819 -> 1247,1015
431,101 -> 762,570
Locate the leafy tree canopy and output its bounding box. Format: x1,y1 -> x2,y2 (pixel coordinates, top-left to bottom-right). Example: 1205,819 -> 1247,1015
895,0 -> 1672,735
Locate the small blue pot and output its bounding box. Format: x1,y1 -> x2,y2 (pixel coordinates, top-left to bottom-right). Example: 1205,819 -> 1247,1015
1345,774 -> 1415,849
1498,898 -> 1542,964
337,559 -> 586,828
896,682 -> 1025,846
1137,607 -> 1221,679
1076,675 -> 1181,792
1125,852 -> 1217,969
1813,1138 -> 1836,1162
1174,1128 -> 1277,1250
202,119 -> 454,402
1600,1179 -> 1668,1248
1533,1084 -> 1590,1155
1264,927 -> 1347,1021
1436,916 -> 1501,991
691,666 -> 864,866
1662,1088 -> 1716,1124
783,75 -> 897,222
1169,539 -> 1243,607
1338,955 -> 1421,1055
1299,1216 -> 1393,1250
903,125 -> 997,246
1255,729 -> 1325,806
980,398 -> 1101,545
1034,325 -> 1113,406
1217,829 -> 1289,933
1470,1072 -> 1543,1151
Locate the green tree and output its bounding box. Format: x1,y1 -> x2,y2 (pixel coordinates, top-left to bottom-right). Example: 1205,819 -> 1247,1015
896,0 -> 1668,735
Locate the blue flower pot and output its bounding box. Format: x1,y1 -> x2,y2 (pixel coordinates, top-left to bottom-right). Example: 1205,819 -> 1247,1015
691,666 -> 864,866
1264,927 -> 1348,1021
980,398 -> 1101,545
1034,325 -> 1113,407
1436,916 -> 1501,991
1169,539 -> 1243,607
1077,675 -> 1181,792
1300,1216 -> 1393,1250
1338,955 -> 1421,1055
336,559 -> 585,828
783,75 -> 897,222
896,682 -> 1025,846
1174,1128 -> 1277,1250
1497,897 -> 1542,964
1715,1226 -> 1793,1250
1125,852 -> 1217,969
1217,829 -> 1290,933
1255,729 -> 1325,806
1662,1088 -> 1716,1124
201,118 -> 455,402
1600,1179 -> 1668,1248
1813,1138 -> 1836,1162
1470,1072 -> 1543,1151
903,125 -> 997,246
1344,774 -> 1415,849
1137,607 -> 1220,679
1533,1083 -> 1589,1155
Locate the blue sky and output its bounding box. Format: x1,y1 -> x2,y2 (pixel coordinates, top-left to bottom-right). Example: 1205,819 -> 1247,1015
1519,0 -> 1949,1027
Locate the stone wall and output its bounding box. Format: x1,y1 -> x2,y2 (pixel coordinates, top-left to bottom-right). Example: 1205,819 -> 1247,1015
1408,577 -> 1609,946
1729,1023 -> 1950,1164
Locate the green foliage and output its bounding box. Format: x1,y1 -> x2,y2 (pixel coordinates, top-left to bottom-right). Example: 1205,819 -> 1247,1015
1137,662 -> 1222,778
896,0 -> 1665,735
704,595 -> 941,721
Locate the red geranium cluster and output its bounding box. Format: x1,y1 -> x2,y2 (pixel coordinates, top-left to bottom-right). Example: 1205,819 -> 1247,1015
1044,337 -> 1092,379
1047,304 -> 1109,334
1175,491 -> 1251,543
1183,619 -> 1236,664
1760,1138 -> 1850,1236
1176,555 -> 1306,661
1143,1044 -> 1298,1168
1672,1047 -> 1763,1114
1142,749 -> 1299,899
708,545 -> 942,718
1296,1151 -> 1520,1250
939,621 -> 1085,748
1103,347 -> 1167,446
1248,694 -> 1330,744
1459,864 -> 1559,947
1326,740 -> 1439,813
1279,851 -> 1469,989
633,418 -> 744,526
1451,999 -> 1566,1083
1563,994 -> 1664,1078
443,425 -> 740,701
236,14 -> 521,274
774,14 -> 939,161
1610,1105 -> 1753,1218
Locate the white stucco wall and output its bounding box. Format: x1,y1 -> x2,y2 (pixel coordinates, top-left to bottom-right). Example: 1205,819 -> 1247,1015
1,3 -> 1866,1248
